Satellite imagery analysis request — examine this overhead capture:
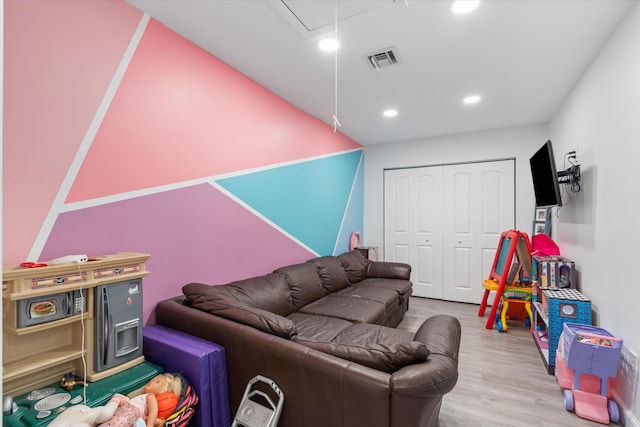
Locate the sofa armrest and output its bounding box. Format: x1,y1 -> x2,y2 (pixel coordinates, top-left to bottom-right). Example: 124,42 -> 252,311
390,354 -> 458,397
413,314 -> 461,359
367,261 -> 411,280
390,314 -> 461,398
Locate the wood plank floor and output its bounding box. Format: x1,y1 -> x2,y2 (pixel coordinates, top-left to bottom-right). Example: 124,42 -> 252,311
397,297 -> 611,427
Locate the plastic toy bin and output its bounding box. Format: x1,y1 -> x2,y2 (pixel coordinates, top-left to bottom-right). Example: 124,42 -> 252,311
557,323 -> 623,424
562,323 -> 622,389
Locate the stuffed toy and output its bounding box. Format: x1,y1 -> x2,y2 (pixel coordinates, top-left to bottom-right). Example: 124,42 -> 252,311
47,374 -> 182,427
60,373 -> 87,391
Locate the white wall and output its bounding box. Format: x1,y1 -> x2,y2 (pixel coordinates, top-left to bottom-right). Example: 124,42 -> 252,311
363,123 -> 548,257
550,1 -> 640,423
364,2 -> 639,423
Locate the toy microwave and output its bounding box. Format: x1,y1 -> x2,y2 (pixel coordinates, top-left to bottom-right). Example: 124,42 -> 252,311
17,289 -> 87,328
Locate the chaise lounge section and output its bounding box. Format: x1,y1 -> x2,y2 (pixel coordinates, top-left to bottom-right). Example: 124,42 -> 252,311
155,250 -> 461,427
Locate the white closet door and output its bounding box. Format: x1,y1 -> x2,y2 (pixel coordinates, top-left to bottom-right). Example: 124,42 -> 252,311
384,171 -> 412,265
384,160 -> 514,303
384,167 -> 444,298
442,161 -> 514,303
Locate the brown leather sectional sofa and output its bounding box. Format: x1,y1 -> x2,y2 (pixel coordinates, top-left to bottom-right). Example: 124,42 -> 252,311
155,250 -> 461,427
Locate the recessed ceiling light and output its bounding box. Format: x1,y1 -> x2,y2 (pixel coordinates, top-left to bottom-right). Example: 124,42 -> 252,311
463,95 -> 481,105
383,109 -> 398,118
318,38 -> 340,52
451,0 -> 480,14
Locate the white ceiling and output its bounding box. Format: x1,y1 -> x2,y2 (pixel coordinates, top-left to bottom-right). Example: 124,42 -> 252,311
126,0 -> 634,146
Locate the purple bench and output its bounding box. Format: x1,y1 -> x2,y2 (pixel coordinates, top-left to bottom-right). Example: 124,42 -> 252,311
143,325 -> 231,427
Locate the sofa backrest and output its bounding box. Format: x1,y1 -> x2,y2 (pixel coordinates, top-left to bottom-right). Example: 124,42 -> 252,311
274,262 -> 326,311
183,273 -> 294,316
337,250 -> 369,283
183,251 -> 386,321
182,282 -> 297,338
307,256 -> 350,293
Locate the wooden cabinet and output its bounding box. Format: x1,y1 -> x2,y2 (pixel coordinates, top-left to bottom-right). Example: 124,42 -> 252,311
2,252 -> 149,396
355,246 -> 378,261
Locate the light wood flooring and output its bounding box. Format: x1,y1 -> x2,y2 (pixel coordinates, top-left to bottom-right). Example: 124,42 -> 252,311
397,297 -> 614,427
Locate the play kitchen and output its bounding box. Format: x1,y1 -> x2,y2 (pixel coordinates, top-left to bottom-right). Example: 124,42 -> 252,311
2,252 -> 150,425
2,362 -> 164,427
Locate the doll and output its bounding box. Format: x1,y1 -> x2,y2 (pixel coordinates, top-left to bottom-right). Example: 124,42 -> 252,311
48,373 -> 181,427
47,394 -> 127,427
98,373 -> 181,427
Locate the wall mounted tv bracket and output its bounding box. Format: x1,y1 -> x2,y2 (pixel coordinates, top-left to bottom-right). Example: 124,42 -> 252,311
558,151 -> 581,192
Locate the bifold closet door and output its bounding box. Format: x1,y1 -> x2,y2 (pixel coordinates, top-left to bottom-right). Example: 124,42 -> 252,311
384,160 -> 514,303
384,167 -> 444,299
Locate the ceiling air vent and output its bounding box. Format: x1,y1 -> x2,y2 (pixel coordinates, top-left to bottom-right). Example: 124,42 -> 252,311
366,48 -> 400,70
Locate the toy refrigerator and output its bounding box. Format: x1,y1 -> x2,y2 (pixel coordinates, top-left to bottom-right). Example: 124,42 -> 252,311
94,278 -> 144,372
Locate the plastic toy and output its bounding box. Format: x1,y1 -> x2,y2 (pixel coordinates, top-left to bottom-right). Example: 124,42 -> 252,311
556,323 -> 622,424
49,373 -> 182,427
496,289 -> 532,332
156,391 -> 179,419
60,373 -> 87,391
478,230 -> 533,329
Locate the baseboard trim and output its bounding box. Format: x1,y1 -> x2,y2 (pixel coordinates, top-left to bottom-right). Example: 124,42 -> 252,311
613,390 -> 640,427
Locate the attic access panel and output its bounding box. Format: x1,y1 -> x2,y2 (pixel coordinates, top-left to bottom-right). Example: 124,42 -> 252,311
272,0 -> 395,36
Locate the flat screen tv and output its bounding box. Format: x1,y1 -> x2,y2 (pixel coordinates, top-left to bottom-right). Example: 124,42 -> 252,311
530,140 -> 562,207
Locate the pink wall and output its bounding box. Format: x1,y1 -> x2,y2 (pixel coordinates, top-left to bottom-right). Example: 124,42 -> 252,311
68,18 -> 359,202
3,0 -> 363,324
3,0 -> 143,263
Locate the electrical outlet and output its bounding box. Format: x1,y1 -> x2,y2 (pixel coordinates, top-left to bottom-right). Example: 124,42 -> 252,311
619,346 -> 639,379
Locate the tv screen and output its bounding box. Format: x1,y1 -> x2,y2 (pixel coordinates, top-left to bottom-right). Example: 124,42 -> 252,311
530,140 -> 562,207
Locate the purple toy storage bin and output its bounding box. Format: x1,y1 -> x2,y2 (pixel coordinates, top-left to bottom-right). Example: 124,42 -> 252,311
556,323 -> 623,424
563,323 -> 622,392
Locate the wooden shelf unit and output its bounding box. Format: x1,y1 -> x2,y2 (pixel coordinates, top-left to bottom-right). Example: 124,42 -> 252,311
2,252 -> 150,396
531,284 -> 592,374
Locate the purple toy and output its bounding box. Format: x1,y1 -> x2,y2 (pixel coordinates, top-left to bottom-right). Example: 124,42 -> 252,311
556,323 -> 622,424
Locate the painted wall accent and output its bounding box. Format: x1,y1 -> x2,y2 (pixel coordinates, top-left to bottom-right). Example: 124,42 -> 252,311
217,151 -> 363,256
4,0 -> 363,325
3,0 -> 143,262
336,153 -> 365,255
67,18 -> 360,203
39,183 -> 321,323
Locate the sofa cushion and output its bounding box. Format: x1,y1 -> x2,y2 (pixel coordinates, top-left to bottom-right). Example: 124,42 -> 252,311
292,323 -> 428,373
182,274 -> 294,316
338,250 -> 369,283
287,312 -> 353,342
307,256 -> 350,293
329,286 -> 400,315
356,278 -> 413,296
183,283 -> 297,339
275,262 -> 326,310
298,296 -> 387,325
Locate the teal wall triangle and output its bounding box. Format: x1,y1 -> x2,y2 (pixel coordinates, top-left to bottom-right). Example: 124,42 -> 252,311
335,152 -> 364,255
217,150 -> 363,255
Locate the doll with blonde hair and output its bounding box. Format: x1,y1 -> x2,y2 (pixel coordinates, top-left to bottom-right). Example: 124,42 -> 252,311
98,373 -> 181,427
48,373 -> 181,427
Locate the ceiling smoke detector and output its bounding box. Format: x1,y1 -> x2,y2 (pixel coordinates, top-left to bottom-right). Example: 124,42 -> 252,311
366,48 -> 400,70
